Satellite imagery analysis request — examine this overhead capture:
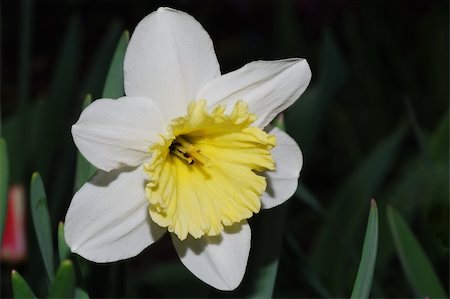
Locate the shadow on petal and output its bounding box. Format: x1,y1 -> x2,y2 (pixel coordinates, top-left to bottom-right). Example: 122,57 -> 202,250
263,172 -> 276,198
174,222 -> 247,256
171,221 -> 250,290
65,165 -> 165,262
90,166 -> 137,187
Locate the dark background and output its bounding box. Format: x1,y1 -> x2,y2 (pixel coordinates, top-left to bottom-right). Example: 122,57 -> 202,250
1,0 -> 448,298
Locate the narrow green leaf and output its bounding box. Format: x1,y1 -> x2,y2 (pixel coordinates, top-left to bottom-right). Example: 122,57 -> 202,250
3,100 -> 42,182
311,124 -> 406,295
246,261 -> 279,298
11,270 -> 37,299
73,30 -> 129,191
403,96 -> 430,160
295,182 -> 325,215
102,30 -> 129,98
351,199 -> 379,299
48,260 -> 76,299
285,233 -> 332,298
234,206 -> 288,298
429,112 -> 449,161
30,172 -> 55,282
74,95 -> 97,192
81,21 -> 123,99
376,159 -> 448,278
273,114 -> 286,131
32,16 -> 80,180
285,29 -> 346,158
387,205 -> 447,298
0,138 -> 9,241
58,222 -> 70,263
74,288 -> 90,299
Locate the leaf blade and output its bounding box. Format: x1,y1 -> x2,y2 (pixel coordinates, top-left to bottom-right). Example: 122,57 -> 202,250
235,206 -> 288,298
73,29 -> 129,192
30,172 -> 55,282
48,260 -> 76,299
58,222 -> 70,263
311,124 -> 406,294
102,30 -> 129,99
73,95 -> 97,192
81,21 -> 123,99
387,205 -> 447,298
32,16 -> 80,180
350,199 -> 379,299
285,29 -> 346,159
11,270 -> 37,299
74,288 -> 90,299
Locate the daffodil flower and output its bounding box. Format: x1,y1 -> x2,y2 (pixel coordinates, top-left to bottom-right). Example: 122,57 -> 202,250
65,7 -> 311,290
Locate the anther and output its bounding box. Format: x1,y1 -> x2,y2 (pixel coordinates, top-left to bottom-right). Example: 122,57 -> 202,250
169,136 -> 211,167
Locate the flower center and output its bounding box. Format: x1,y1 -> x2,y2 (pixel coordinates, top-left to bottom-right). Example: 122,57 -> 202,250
169,136 -> 211,166
144,100 -> 276,240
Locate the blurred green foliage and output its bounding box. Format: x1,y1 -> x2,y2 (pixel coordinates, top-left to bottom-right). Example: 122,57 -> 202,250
1,0 -> 448,298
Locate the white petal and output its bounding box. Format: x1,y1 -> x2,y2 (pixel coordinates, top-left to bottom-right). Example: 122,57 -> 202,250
262,127 -> 303,209
124,7 -> 220,121
64,166 -> 166,262
171,222 -> 251,291
197,59 -> 311,128
72,96 -> 167,172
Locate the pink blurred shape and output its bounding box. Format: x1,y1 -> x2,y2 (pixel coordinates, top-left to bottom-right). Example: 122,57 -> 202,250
1,184 -> 27,263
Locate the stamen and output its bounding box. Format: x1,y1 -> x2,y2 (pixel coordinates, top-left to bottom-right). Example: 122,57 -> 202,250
170,136 -> 211,166
145,100 -> 276,240
189,150 -> 211,167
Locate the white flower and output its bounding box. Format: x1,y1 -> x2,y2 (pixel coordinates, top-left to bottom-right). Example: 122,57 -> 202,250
64,7 -> 311,291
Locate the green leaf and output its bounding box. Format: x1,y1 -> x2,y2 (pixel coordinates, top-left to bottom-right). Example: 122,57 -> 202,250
429,112 -> 449,162
285,29 -> 346,159
0,138 -> 9,241
233,206 -> 288,298
273,114 -> 286,131
375,115 -> 450,280
2,99 -> 42,182
32,16 -> 81,180
311,124 -> 406,295
295,183 -> 325,215
403,96 -> 430,160
350,199 -> 379,299
387,205 -> 447,298
285,233 -> 332,298
58,222 -> 70,263
74,288 -> 89,299
81,21 -> 123,99
48,260 -> 76,299
73,29 -> 129,191
30,172 -> 55,282
73,95 -> 97,192
102,30 -> 129,98
375,160 -> 448,280
11,270 -> 37,299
